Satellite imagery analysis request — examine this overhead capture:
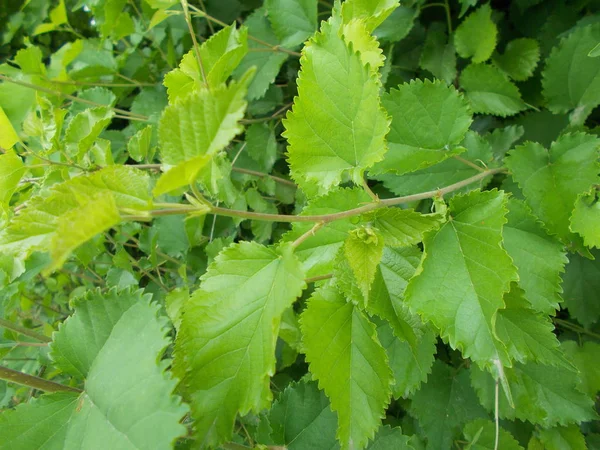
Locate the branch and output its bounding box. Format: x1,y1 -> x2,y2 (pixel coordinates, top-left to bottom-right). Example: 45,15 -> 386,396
0,366 -> 82,393
0,318 -> 52,343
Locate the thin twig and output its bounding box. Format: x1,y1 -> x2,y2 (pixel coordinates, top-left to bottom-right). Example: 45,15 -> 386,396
0,365 -> 82,393
0,318 -> 51,343
181,0 -> 209,87
292,222 -> 325,248
305,273 -> 333,284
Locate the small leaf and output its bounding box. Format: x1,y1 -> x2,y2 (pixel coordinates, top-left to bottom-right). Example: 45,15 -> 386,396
64,106 -> 114,160
365,208 -> 444,248
366,425 -> 414,449
0,149 -> 24,211
344,226 -> 385,301
340,0 -> 399,33
570,189 -> 600,249
0,106 -> 21,150
562,250 -> 600,329
463,419 -> 524,450
536,425 -> 587,450
454,4 -> 498,63
127,125 -> 152,162
153,155 -> 212,197
419,22 -> 457,84
492,38 -> 540,81
266,0 -> 318,47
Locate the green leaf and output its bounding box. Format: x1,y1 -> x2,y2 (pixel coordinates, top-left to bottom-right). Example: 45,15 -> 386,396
0,106 -> 20,150
174,242 -> 306,446
233,9 -> 289,101
536,425 -> 587,450
492,38 -> 540,81
267,381 -> 339,450
419,22 -> 457,84
502,198 -> 567,314
372,79 -> 471,175
561,341 -> 600,398
283,18 -> 389,194
454,4 -> 497,63
1,288 -> 189,449
405,189 -> 516,368
373,6 -> 418,44
64,106 -> 114,160
14,46 -> 45,75
463,419 -> 524,450
409,361 -> 486,449
153,155 -> 212,197
266,0 -> 318,47
159,74 -> 251,166
245,122 -> 278,172
495,286 -> 570,368
0,149 -> 24,211
570,189 -> 600,249
127,125 -> 152,162
365,208 -> 444,248
460,63 -> 527,116
505,133 -> 600,247
344,226 -> 385,300
367,425 -> 414,449
300,285 -> 392,450
542,23 -> 600,125
471,362 -> 597,427
562,250 -> 600,329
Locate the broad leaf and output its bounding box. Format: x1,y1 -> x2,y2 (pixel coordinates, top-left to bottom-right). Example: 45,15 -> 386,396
460,64 -> 527,116
283,18 -> 389,194
372,79 -> 471,175
570,189 -> 600,249
266,0 -> 318,47
364,208 -> 444,248
561,341 -> 600,398
174,242 -> 306,446
492,38 -> 540,81
505,133 -> 600,247
537,425 -> 587,450
502,198 -> 567,314
300,284 -> 392,450
405,189 -> 516,368
463,419 -> 524,450
419,22 -> 457,84
454,4 -> 497,63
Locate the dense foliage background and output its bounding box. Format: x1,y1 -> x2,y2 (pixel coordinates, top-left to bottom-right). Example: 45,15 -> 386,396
1,0 -> 600,448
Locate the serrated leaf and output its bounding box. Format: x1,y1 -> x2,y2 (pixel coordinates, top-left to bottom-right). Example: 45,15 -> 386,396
493,38 -> 540,81
283,19 -> 389,194
245,122 -> 278,172
562,250 -> 600,329
537,425 -> 587,450
505,133 -> 600,247
233,9 -> 289,101
460,64 -> 527,116
419,22 -> 457,84
502,198 -> 567,314
495,286 -> 570,368
373,6 -> 418,44
64,106 -> 114,159
174,242 -> 306,446
344,226 -> 385,300
463,419 -> 524,450
0,106 -> 20,149
127,125 -> 152,162
485,124 -> 524,160
471,362 -> 597,427
300,284 -> 392,450
405,189 -> 516,368
367,425 -> 414,449
153,155 -> 212,196
341,0 -> 399,33
542,23 -> 600,125
454,4 -> 497,63
159,74 -> 251,166
0,149 -> 24,211
372,79 -> 471,175
409,361 -> 486,449
266,0 -> 317,48
365,208 -> 444,248
268,381 -> 339,450
570,189 -> 600,249
342,18 -> 386,70
1,288 -> 189,449
283,187 -> 371,278
561,341 -> 600,398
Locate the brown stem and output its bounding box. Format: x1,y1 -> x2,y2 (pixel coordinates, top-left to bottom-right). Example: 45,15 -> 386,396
0,365 -> 82,393
0,318 -> 51,343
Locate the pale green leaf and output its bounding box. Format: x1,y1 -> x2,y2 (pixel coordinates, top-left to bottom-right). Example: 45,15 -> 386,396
460,64 -> 527,116
409,361 -> 486,449
174,242 -> 306,446
341,0 -> 399,33
405,189 -> 516,368
0,106 -> 21,149
561,341 -> 600,398
454,4 -> 497,63
342,18 -> 385,70
153,155 -> 212,197
283,19 -> 389,194
300,285 -> 392,450
364,208 -> 444,248
503,198 -> 567,314
537,425 -> 587,450
127,125 -> 152,162
159,74 -> 251,166
471,362 -> 597,427
463,419 -> 524,450
562,250 -> 600,329
372,79 -> 471,175
0,149 -> 25,210
64,106 -> 114,160
14,46 -> 45,75
266,0 -> 318,48
344,226 -> 385,300
542,23 -> 600,125
493,38 -> 540,81
570,189 -> 600,249
268,381 -> 339,450
233,9 -> 289,100
505,133 -> 600,247
419,22 -> 457,84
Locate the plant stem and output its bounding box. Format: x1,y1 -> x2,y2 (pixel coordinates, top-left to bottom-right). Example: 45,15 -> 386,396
0,318 -> 51,343
181,0 -> 209,87
292,222 -> 325,248
554,318 -> 600,339
232,167 -> 297,188
305,273 -> 333,283
0,365 -> 82,393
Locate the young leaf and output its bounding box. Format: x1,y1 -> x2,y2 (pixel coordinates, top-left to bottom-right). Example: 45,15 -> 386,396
492,38 -> 540,81
542,23 -> 600,125
300,285 -> 392,450
174,242 -> 306,446
562,250 -> 600,329
405,189 -> 516,368
0,149 -> 24,211
364,208 -> 444,248
505,133 -> 600,247
454,4 -> 497,63
372,79 -> 472,175
283,19 -> 390,194
570,189 -> 600,249
463,419 -> 524,450
127,125 -> 152,162
344,226 -> 385,301
267,381 -> 338,449
419,22 -> 457,84
460,64 -> 527,116
409,361 -> 486,449
502,198 -> 567,314
64,106 -> 114,160
340,0 -> 399,32
266,0 -> 318,48
0,106 -> 20,150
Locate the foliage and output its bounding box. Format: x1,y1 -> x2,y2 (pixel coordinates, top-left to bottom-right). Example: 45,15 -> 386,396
0,0 -> 599,449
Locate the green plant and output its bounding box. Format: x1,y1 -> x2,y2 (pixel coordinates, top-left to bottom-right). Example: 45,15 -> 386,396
0,0 -> 599,448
